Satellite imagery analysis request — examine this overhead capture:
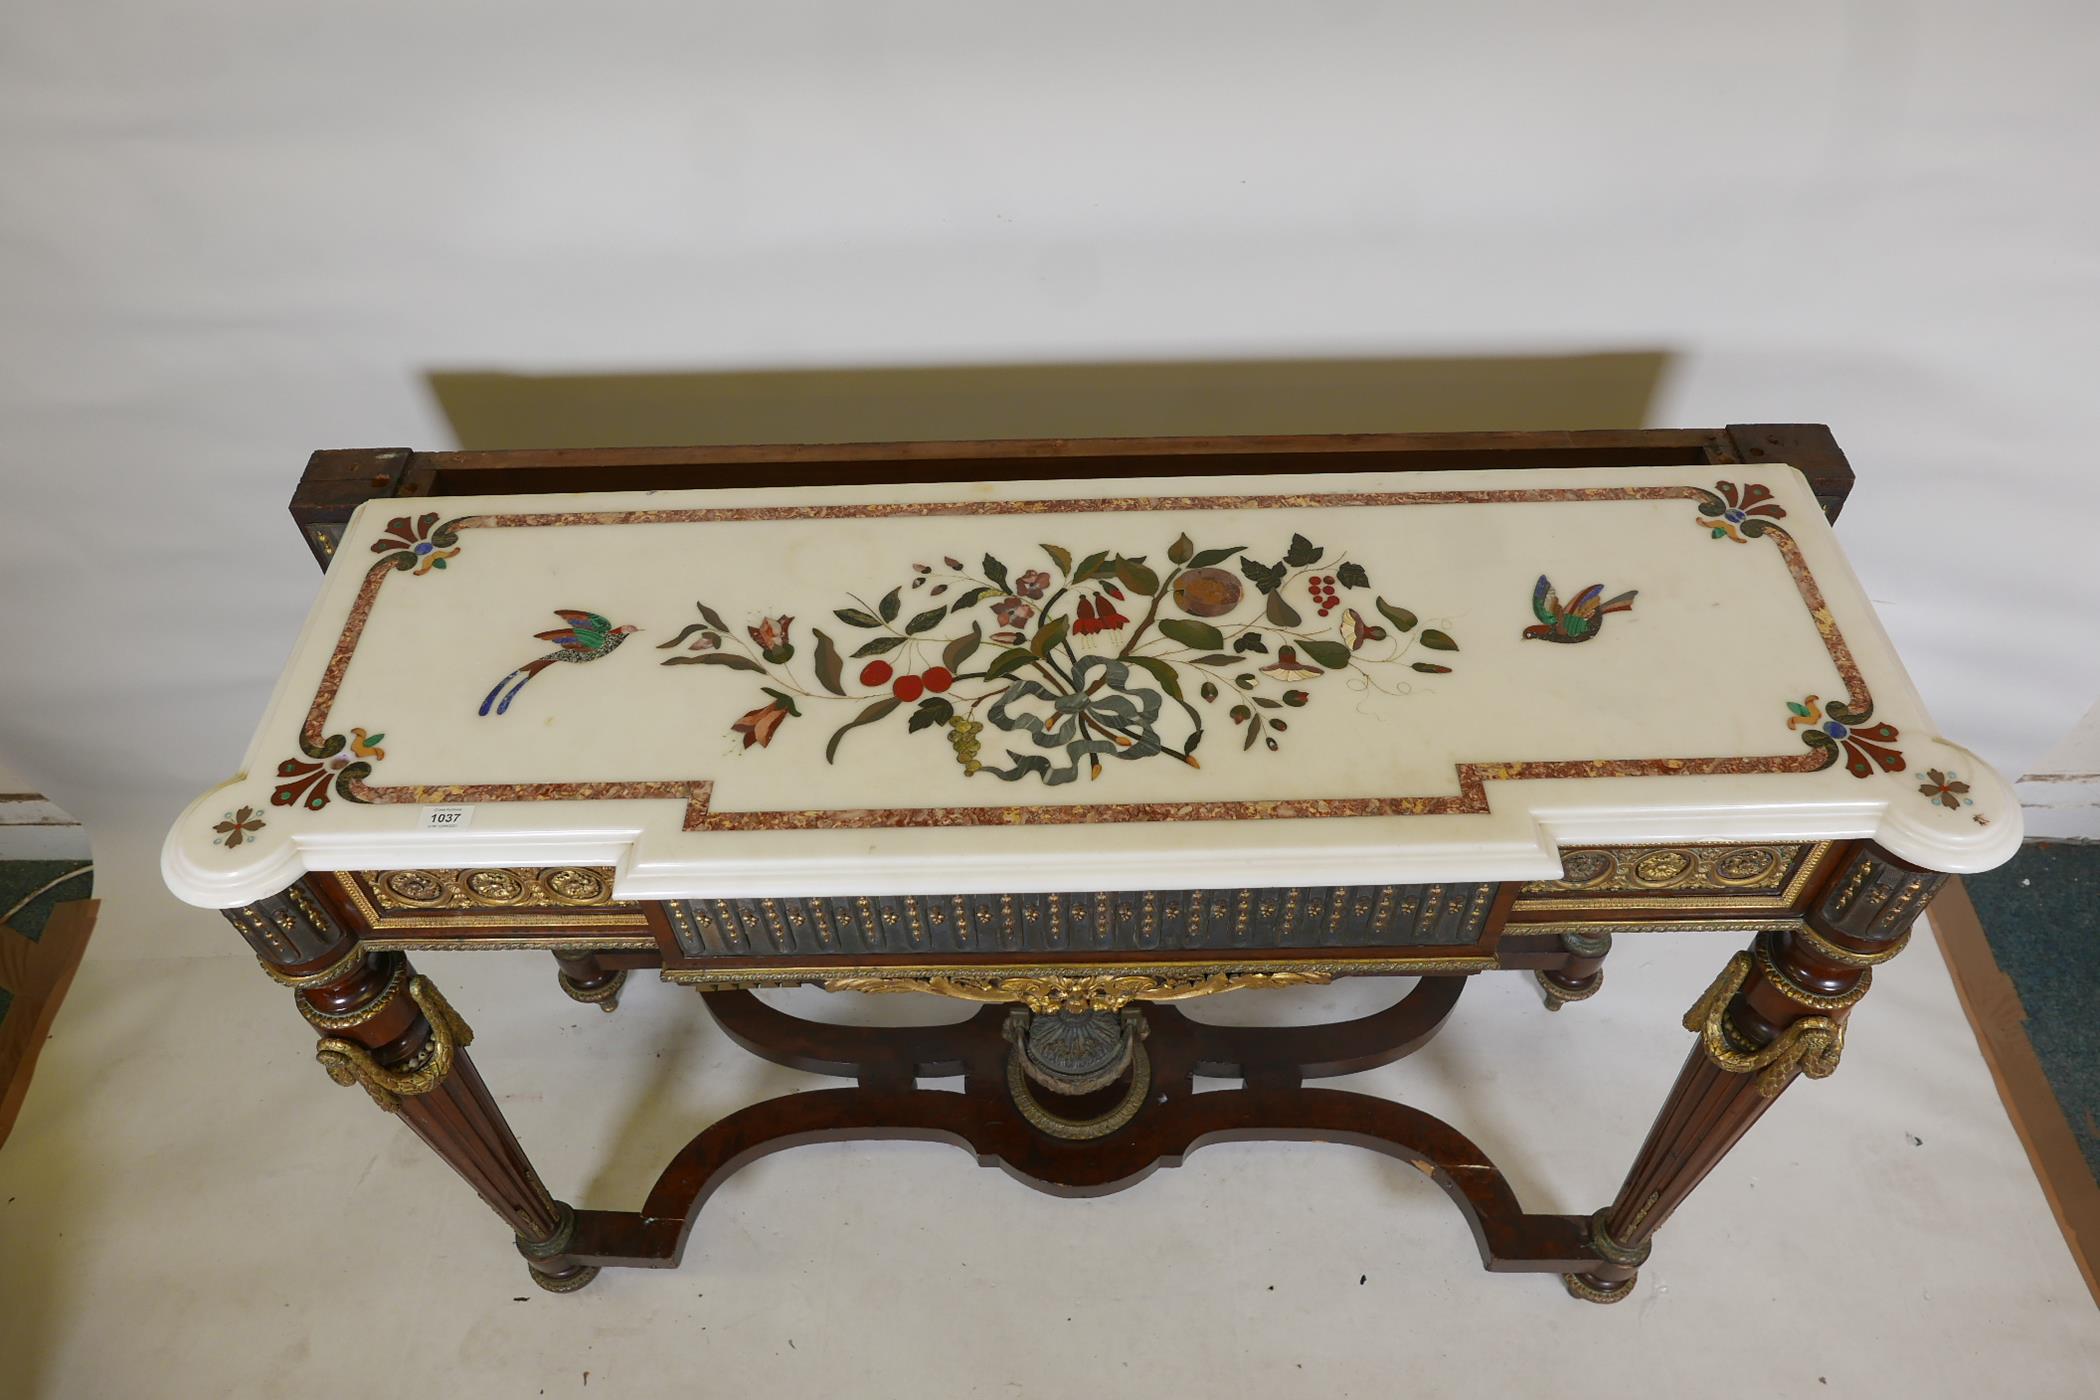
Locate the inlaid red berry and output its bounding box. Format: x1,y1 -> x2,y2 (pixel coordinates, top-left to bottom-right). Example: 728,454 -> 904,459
860,660 -> 894,687
893,674 -> 925,702
922,667 -> 953,693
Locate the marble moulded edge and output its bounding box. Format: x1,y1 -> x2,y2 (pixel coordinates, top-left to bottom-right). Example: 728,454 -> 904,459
161,466 -> 2023,909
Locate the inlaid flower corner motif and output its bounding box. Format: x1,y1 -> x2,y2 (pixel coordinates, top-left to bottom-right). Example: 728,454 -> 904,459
272,727 -> 387,811
1786,695 -> 1902,778
1695,482 -> 1787,542
211,805 -> 265,848
372,512 -> 462,574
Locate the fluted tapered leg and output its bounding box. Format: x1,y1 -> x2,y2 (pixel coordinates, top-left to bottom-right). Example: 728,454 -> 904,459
232,885 -> 597,1293
1563,843 -> 1947,1302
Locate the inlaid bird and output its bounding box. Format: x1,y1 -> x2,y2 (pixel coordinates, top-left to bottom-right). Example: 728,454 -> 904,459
1522,576 -> 1637,644
479,609 -> 639,716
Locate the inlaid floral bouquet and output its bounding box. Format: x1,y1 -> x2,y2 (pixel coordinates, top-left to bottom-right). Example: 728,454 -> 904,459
659,531 -> 1458,786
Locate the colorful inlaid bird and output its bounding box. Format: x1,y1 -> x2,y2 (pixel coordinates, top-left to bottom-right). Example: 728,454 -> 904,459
479,609 -> 639,716
1522,576 -> 1637,644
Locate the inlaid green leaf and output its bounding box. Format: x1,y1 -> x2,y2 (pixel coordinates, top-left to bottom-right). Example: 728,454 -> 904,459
1030,615 -> 1069,657
826,698 -> 901,764
1240,557 -> 1285,595
1167,533 -> 1194,565
1244,713 -> 1264,749
983,554 -> 1011,591
1071,549 -> 1111,582
907,697 -> 955,733
948,586 -> 997,614
662,652 -> 764,672
1114,556 -> 1160,596
1189,545 -> 1244,568
696,602 -> 730,632
1283,533 -> 1323,567
879,587 -> 901,623
1787,701 -> 1813,717
1336,562 -> 1369,589
1158,618 -> 1225,652
1233,632 -> 1268,654
1128,654 -> 1185,702
984,646 -> 1036,680
1299,638 -> 1351,670
834,607 -> 883,629
905,606 -> 947,635
1266,592 -> 1302,627
1419,629 -> 1458,652
1190,654 -> 1239,666
656,622 -> 712,650
942,623 -> 982,672
853,635 -> 905,657
1375,598 -> 1418,633
1411,662 -> 1452,674
759,688 -> 802,716
811,629 -> 847,694
1252,696 -> 1280,709
1042,543 -> 1073,577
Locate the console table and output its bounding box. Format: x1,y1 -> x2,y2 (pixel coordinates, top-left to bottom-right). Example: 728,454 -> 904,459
163,426 -> 2018,1301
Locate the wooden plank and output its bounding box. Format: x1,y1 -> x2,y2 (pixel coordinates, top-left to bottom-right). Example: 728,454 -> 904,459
1930,877 -> 2100,1307
0,898 -> 99,1150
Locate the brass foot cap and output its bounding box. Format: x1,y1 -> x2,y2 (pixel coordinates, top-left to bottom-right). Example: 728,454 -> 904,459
1561,1271 -> 1636,1305
559,968 -> 627,1012
1535,968 -> 1602,1011
529,1263 -> 601,1295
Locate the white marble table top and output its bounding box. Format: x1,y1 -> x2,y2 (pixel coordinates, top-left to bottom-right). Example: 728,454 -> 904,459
164,464 -> 2018,907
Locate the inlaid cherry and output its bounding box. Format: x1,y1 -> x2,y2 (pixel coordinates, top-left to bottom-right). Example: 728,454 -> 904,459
892,674 -> 925,702
922,667 -> 953,693
860,660 -> 893,687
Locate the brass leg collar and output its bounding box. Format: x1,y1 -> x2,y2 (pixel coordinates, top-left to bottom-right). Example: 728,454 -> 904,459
1558,930 -> 1614,960
1755,936 -> 1870,1011
518,1200 -> 600,1294
1587,1209 -> 1651,1268
260,943 -> 366,989
315,976 -> 474,1112
518,1200 -> 578,1260
1683,952 -> 1843,1098
558,967 -> 627,1012
298,955 -> 408,1030
1795,922 -> 1908,968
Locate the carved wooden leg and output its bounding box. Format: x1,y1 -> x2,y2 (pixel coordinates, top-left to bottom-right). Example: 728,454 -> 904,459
1536,930 -> 1611,1010
224,878 -> 595,1292
1563,844 -> 1946,1303
554,951 -> 626,1013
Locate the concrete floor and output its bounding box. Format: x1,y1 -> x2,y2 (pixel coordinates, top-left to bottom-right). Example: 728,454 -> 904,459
3,916 -> 2098,1399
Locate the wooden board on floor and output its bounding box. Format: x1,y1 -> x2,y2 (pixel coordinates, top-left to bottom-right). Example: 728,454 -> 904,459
0,898 -> 99,1151
1932,877 -> 2100,1307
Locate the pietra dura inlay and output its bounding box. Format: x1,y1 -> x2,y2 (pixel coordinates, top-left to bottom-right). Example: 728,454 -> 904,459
163,465 -> 2016,908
